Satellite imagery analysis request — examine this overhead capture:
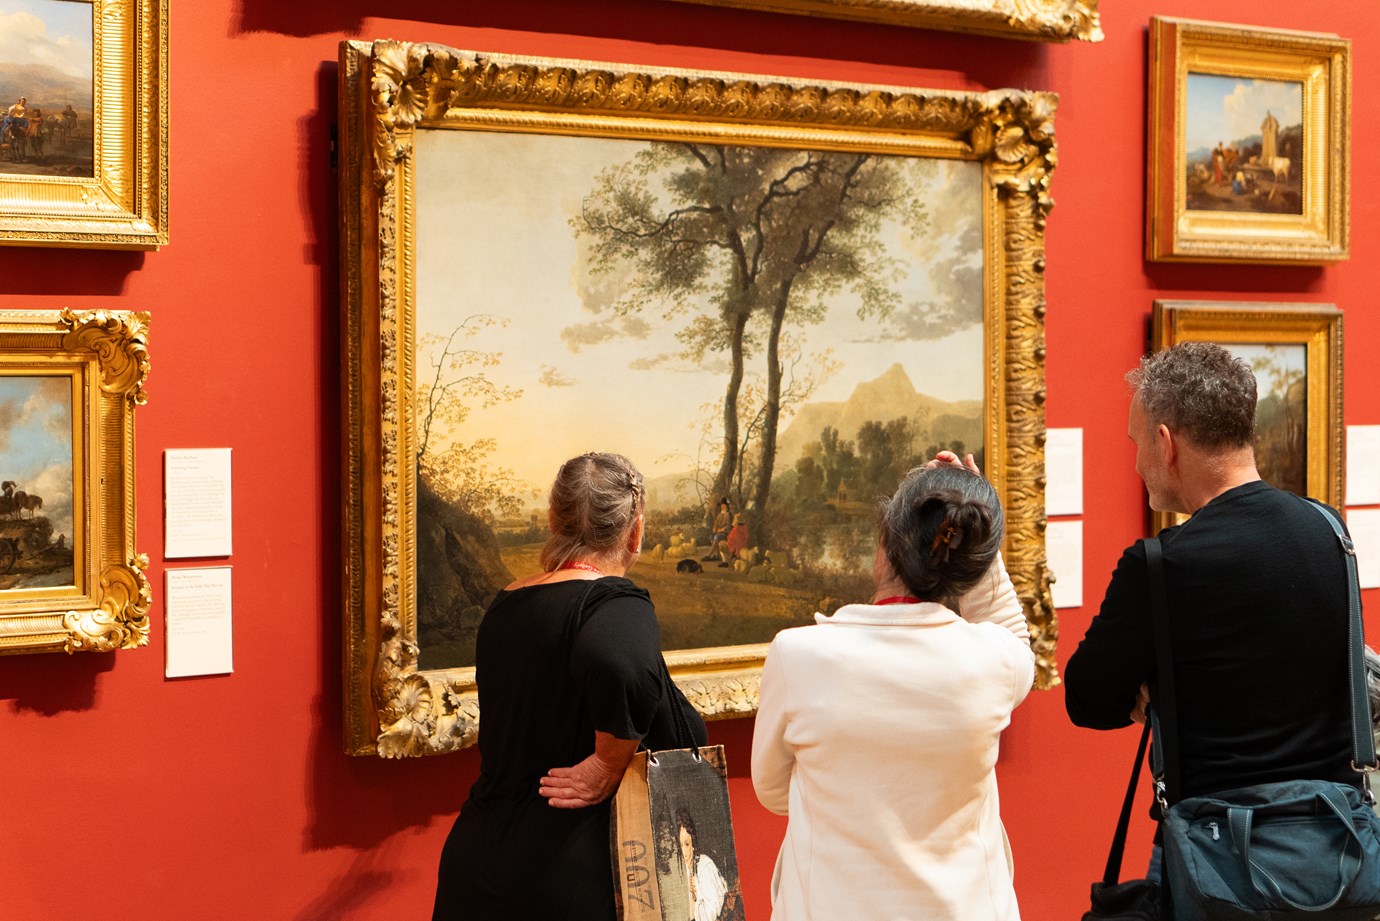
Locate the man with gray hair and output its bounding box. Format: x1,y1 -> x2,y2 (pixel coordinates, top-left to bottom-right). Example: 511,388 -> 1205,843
1065,342 -> 1359,829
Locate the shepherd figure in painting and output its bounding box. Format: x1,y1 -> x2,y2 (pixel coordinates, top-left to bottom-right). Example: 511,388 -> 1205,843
26,108 -> 43,160
704,497 -> 731,562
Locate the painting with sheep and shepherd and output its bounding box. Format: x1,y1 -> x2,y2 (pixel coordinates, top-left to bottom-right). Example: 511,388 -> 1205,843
1184,72 -> 1304,216
0,375 -> 75,590
411,130 -> 986,671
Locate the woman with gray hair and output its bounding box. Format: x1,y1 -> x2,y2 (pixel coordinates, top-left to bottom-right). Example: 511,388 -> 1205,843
751,453 -> 1035,921
432,452 -> 706,920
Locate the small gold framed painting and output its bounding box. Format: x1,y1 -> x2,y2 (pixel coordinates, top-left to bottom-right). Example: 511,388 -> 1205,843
1149,301 -> 1342,534
1147,18 -> 1349,264
0,0 -> 168,249
0,309 -> 151,655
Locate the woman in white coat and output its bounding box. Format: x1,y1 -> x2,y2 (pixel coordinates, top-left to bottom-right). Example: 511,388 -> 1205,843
751,455 -> 1034,921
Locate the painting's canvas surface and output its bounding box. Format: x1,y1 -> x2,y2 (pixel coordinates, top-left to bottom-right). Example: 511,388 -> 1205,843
412,131 -> 985,670
0,374 -> 74,589
1184,73 -> 1303,216
0,0 -> 94,177
1225,342 -> 1307,496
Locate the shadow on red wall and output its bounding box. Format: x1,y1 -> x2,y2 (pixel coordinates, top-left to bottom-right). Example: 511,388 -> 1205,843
231,0 -> 1050,92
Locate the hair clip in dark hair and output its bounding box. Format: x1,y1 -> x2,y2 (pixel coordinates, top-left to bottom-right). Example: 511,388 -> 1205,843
930,522 -> 961,563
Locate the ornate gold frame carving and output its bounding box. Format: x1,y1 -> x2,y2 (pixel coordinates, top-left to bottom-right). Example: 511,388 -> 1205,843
1147,18 -> 1349,264
1149,301 -> 1343,534
0,0 -> 168,249
0,310 -> 151,654
664,0 -> 1101,42
340,40 -> 1058,757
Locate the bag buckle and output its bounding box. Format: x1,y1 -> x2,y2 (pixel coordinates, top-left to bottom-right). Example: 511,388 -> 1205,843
1353,761 -> 1378,804
1341,535 -> 1357,556
1156,779 -> 1169,811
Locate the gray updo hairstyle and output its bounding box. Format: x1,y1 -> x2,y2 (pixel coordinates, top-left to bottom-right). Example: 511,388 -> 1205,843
879,465 -> 1003,608
540,452 -> 645,571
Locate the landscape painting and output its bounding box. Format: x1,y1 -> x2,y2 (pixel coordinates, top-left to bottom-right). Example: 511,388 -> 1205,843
0,0 -> 94,177
0,374 -> 75,590
1149,300 -> 1342,535
1224,342 -> 1307,496
1184,72 -> 1303,215
411,131 -> 985,670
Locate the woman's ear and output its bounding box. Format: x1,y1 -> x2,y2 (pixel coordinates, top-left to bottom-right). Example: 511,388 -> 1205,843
628,514 -> 645,555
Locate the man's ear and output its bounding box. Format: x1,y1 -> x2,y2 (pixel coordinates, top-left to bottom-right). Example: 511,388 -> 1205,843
1157,423 -> 1177,467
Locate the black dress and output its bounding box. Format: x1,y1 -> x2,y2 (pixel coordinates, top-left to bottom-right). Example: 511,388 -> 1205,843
432,576 -> 707,920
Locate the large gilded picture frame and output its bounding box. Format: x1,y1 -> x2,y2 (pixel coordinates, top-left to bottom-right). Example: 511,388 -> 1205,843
0,309 -> 151,654
1147,18 -> 1350,264
661,0 -> 1101,42
1150,301 -> 1342,534
339,40 -> 1058,757
0,0 -> 168,249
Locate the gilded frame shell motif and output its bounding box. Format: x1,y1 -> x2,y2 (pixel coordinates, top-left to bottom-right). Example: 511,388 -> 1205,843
664,0 -> 1101,42
1149,301 -> 1342,534
1147,18 -> 1350,264
0,0 -> 168,249
0,310 -> 151,655
339,40 -> 1059,757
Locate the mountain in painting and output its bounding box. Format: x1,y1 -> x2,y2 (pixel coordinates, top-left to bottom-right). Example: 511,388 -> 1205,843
775,363 -> 981,468
642,363 -> 981,510
0,62 -> 89,111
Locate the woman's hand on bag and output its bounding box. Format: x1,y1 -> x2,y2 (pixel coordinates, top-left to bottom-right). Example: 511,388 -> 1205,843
540,731 -> 639,808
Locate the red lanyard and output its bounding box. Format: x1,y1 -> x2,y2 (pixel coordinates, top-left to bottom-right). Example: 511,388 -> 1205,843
558,561 -> 603,575
873,595 -> 922,606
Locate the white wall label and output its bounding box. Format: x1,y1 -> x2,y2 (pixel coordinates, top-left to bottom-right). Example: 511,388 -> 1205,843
1046,520 -> 1084,608
1045,428 -> 1084,517
166,567 -> 233,678
165,448 -> 232,558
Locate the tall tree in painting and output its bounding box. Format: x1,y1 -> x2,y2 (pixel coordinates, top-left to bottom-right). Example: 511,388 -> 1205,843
576,143 -> 926,537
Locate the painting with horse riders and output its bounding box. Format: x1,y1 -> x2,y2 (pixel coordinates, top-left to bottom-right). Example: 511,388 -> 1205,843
0,375 -> 75,590
0,0 -> 94,177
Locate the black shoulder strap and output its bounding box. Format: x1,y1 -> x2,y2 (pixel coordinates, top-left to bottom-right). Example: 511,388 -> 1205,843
1145,536 -> 1181,805
1303,498 -> 1376,771
1100,718 -> 1154,886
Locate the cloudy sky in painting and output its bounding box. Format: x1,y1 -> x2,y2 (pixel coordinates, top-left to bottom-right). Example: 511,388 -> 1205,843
0,375 -> 74,538
0,0 -> 92,81
414,130 -> 984,489
1186,73 -> 1302,154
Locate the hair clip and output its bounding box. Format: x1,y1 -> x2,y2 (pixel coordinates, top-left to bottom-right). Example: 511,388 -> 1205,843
930,523 -> 960,562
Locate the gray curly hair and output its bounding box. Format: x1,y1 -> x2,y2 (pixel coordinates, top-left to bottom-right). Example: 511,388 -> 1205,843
1126,342 -> 1257,448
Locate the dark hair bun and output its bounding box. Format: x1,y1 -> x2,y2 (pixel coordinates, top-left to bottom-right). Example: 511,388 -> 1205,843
880,466 -> 1003,605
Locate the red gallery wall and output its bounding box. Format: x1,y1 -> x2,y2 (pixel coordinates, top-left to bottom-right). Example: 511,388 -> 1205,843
0,1 -> 1376,918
